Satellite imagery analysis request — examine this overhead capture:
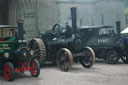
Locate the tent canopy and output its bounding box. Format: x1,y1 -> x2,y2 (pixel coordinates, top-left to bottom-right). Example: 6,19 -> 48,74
121,27 -> 128,34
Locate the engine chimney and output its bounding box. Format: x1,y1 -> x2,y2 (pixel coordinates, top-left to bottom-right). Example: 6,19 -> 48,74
116,21 -> 121,37
17,20 -> 24,40
71,7 -> 77,33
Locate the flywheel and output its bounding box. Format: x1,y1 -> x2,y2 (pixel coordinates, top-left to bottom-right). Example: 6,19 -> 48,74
28,38 -> 46,65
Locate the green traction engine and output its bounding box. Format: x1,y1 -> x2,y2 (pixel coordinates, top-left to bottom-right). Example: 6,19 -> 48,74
0,20 -> 40,81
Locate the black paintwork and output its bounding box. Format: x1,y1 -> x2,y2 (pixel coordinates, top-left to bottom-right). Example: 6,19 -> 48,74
79,21 -> 124,59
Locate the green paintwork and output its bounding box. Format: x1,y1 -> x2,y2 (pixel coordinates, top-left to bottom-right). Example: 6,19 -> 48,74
0,26 -> 26,69
0,40 -> 19,59
0,40 -> 19,70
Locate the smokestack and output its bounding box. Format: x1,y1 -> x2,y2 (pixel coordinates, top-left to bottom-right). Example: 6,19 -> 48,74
71,7 -> 77,33
116,21 -> 121,37
17,20 -> 24,40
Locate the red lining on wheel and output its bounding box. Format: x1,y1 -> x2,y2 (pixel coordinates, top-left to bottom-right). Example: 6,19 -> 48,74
4,64 -> 11,80
30,61 -> 37,76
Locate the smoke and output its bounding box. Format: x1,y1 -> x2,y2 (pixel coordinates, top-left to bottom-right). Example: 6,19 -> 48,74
57,0 -> 125,31
57,0 -> 99,2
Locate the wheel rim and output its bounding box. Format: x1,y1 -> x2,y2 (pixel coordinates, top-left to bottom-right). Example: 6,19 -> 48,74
106,50 -> 119,64
56,48 -> 72,71
28,38 -> 46,65
107,52 -> 116,61
4,64 -> 11,80
79,47 -> 95,68
30,61 -> 37,76
32,41 -> 40,60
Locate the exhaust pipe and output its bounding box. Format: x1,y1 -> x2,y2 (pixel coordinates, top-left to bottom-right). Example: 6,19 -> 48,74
116,21 -> 121,37
71,7 -> 77,33
17,20 -> 24,41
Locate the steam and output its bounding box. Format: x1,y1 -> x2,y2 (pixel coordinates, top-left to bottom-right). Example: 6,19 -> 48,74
57,0 -> 125,31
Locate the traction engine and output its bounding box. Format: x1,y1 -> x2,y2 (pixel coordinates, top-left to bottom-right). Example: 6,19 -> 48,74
29,7 -> 95,71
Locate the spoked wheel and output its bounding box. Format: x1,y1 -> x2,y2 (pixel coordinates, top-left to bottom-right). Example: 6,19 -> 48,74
79,47 -> 95,68
4,62 -> 15,81
56,48 -> 73,71
121,50 -> 128,64
28,38 -> 46,65
105,50 -> 119,64
30,59 -> 40,77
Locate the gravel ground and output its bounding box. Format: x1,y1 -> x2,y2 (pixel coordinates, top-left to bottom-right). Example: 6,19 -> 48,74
1,60 -> 128,85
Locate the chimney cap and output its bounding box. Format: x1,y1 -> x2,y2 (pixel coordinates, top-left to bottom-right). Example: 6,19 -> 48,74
71,7 -> 77,9
17,19 -> 24,23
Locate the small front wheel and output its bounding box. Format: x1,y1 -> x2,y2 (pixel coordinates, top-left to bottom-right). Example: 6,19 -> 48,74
79,47 -> 95,68
56,48 -> 73,71
105,50 -> 119,64
4,62 -> 15,81
30,59 -> 40,77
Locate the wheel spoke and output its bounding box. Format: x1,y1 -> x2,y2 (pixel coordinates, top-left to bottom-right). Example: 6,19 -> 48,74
79,47 -> 95,68
106,50 -> 119,64
30,61 -> 37,76
56,48 -> 72,71
4,63 -> 14,81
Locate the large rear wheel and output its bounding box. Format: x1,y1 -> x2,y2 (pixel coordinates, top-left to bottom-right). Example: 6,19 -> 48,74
56,48 -> 73,71
79,47 -> 95,68
28,38 -> 46,65
4,62 -> 15,81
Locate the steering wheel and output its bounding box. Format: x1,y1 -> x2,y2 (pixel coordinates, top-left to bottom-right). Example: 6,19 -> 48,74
52,24 -> 61,32
52,24 -> 68,35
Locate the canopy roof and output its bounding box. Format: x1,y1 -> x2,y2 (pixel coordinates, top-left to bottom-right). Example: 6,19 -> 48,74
0,25 -> 17,29
121,27 -> 128,34
79,25 -> 113,29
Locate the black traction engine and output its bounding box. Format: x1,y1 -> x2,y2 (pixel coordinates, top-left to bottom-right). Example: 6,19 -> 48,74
28,7 -> 95,71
